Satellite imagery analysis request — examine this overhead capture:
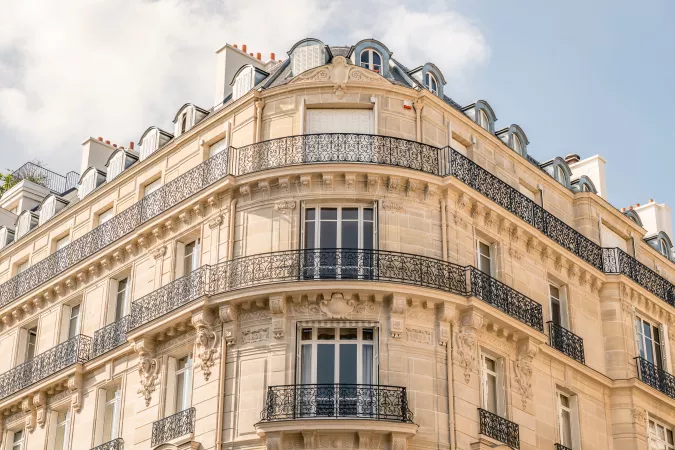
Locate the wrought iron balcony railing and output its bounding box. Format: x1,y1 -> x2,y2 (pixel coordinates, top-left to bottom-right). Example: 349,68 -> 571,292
547,322 -> 585,364
259,384 -> 413,423
635,356 -> 675,399
124,248 -> 543,332
468,267 -> 544,331
151,407 -> 196,447
478,408 -> 520,449
1,133 -> 673,316
0,334 -> 91,400
90,438 -> 124,450
11,162 -> 79,194
555,444 -> 572,450
91,315 -> 131,358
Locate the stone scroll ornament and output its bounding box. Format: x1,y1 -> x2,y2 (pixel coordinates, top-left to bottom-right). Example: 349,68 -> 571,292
455,311 -> 483,383
514,338 -> 539,408
192,308 -> 220,381
134,339 -> 160,407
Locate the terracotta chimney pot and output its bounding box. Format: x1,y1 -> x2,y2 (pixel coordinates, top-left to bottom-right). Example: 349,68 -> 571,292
256,52 -> 261,60
628,206 -> 633,210
113,144 -> 117,148
105,140 -> 110,145
242,44 -> 247,53
621,207 -> 626,212
649,198 -> 654,203
233,44 -> 238,49
97,136 -> 103,141
635,203 -> 640,207
270,52 -> 276,60
129,142 -> 135,150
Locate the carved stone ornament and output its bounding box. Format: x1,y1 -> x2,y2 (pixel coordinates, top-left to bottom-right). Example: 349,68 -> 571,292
387,177 -> 401,195
319,293 -> 355,319
278,176 -> 290,194
152,245 -> 167,260
208,214 -> 223,229
382,201 -> 404,212
514,338 -> 539,408
300,175 -> 312,193
21,397 -> 36,433
194,325 -> 218,381
133,339 -> 160,407
274,200 -> 296,214
367,174 -> 379,193
258,180 -> 271,198
219,304 -> 238,346
632,408 -> 646,424
239,184 -> 252,202
390,295 -> 407,339
456,310 -> 483,383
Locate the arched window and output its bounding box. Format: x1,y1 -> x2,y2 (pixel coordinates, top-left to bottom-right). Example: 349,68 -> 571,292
556,167 -> 568,186
660,239 -> 670,257
232,66 -> 253,101
425,72 -> 438,95
180,115 -> 187,134
360,49 -> 382,73
478,110 -> 490,131
512,134 -> 523,155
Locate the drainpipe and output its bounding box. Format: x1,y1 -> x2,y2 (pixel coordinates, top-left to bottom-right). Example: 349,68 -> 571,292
413,97 -> 424,142
215,325 -> 228,449
227,198 -> 238,260
447,321 -> 457,450
441,197 -> 448,261
254,99 -> 265,143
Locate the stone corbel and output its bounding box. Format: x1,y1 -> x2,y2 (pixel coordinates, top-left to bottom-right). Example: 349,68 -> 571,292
219,304 -> 238,346
152,246 -> 167,260
132,338 -> 160,407
387,177 -> 401,195
345,173 -> 356,192
112,250 -> 125,264
406,180 -> 420,198
437,301 -> 456,347
258,180 -> 271,198
208,214 -> 223,229
12,309 -> 23,322
366,174 -> 379,193
21,397 -> 36,433
497,218 -> 511,236
591,277 -> 603,294
274,200 -> 296,215
567,264 -> 579,281
269,295 -> 287,339
125,243 -> 137,257
390,294 -> 407,339
299,175 -> 312,194
514,337 -> 539,408
164,218 -> 176,233
192,308 -> 219,381
554,255 -> 565,272
100,256 -> 111,271
526,237 -> 539,255
43,290 -> 54,304
483,209 -> 495,228
471,202 -> 485,220
2,314 -> 13,328
510,227 -> 523,245
424,183 -> 437,201
137,235 -> 149,250
579,270 -> 589,287
21,302 -> 33,316
322,174 -> 334,192
540,246 -> 552,263
457,193 -> 470,211
88,265 -> 99,279
278,177 -> 290,194
193,203 -> 203,218
207,195 -> 220,210
240,184 -> 252,202
68,372 -> 84,412
302,431 -> 317,449
76,271 -> 88,285
391,432 -> 409,450
179,211 -> 191,225
456,309 -> 483,383
65,278 -> 76,291
151,226 -> 163,241
33,392 -> 46,428
32,297 -> 44,311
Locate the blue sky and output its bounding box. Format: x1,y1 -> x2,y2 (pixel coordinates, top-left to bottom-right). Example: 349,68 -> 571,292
0,0 -> 673,216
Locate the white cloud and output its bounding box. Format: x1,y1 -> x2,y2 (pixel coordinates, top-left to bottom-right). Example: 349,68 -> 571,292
0,0 -> 488,173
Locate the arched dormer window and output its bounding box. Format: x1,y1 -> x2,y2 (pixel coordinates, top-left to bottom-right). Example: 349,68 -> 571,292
425,72 -> 438,95
552,158 -> 572,188
496,124 -> 529,157
289,38 -> 326,76
478,110 -> 490,130
571,176 -> 597,194
173,103 -> 209,137
660,238 -> 670,257
649,232 -> 674,259
232,66 -> 253,101
360,49 -> 382,73
463,100 -> 497,133
512,134 -> 523,155
623,210 -> 643,227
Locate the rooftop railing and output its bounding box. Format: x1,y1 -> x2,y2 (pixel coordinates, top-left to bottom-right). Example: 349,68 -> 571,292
10,162 -> 79,194
0,334 -> 91,400
0,133 -> 673,317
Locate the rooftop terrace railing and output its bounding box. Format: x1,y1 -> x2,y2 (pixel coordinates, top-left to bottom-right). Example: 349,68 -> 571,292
0,133 -> 673,315
11,162 -> 79,194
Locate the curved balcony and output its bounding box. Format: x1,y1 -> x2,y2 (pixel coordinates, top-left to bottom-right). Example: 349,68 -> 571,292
0,334 -> 91,400
0,133 -> 674,317
635,356 -> 675,399
125,248 -> 543,333
259,384 -> 413,423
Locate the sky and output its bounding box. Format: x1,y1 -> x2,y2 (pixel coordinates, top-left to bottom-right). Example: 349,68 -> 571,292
0,0 -> 673,217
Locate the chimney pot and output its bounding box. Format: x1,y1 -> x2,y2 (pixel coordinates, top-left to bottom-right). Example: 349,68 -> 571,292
256,52 -> 261,60
635,203 -> 640,207
97,137 -> 103,141
628,206 -> 633,210
649,198 -> 654,203
621,207 -> 626,212
233,44 -> 238,49
242,44 -> 247,53
270,52 -> 276,60
105,140 -> 110,145
249,53 -> 253,56
564,153 -> 581,164
113,144 -> 117,148
129,142 -> 135,150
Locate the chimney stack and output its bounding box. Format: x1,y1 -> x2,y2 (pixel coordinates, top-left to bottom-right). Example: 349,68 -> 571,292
233,44 -> 238,49
564,153 -> 581,164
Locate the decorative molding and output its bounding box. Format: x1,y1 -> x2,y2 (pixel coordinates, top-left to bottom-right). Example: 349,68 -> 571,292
382,201 -> 404,212
240,184 -> 252,202
179,211 -> 191,225
289,55 -> 391,94
387,177 -> 401,195
152,226 -> 163,241
258,180 -> 271,198
208,215 -> 223,229
366,174 -> 379,193
300,175 -> 312,193
67,373 -> 83,412
514,338 -> 538,408
133,338 -> 160,407
406,327 -> 432,345
278,177 -> 291,195
269,295 -> 287,339
390,294 -> 407,339
275,200 -> 297,214
192,309 -> 219,381
322,174 -> 334,192
456,310 -> 483,383
320,293 -> 356,319
345,173 -> 356,192
152,245 -> 167,260
424,183 -> 437,201
241,327 -> 269,344
219,304 -> 238,346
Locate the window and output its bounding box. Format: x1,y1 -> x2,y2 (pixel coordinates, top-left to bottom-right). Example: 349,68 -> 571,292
143,178 -> 162,197
292,42 -> 324,75
425,72 -> 438,95
55,235 -> 69,252
54,410 -> 71,450
99,208 -> 114,225
299,326 -> 376,386
360,49 -> 382,73
305,109 -> 374,134
25,327 -> 37,361
175,355 -> 193,412
304,207 -> 374,250
209,137 -> 228,158
478,110 -> 490,131
232,66 -> 253,101
660,239 -> 670,258
16,260 -> 29,275
183,240 -> 200,275
476,239 -> 492,276
180,114 -> 187,134
115,278 -> 129,321
480,353 -> 505,416
557,392 -> 580,449
649,418 -> 675,450
636,316 -> 666,370
11,430 -> 24,450
67,304 -> 81,339
39,196 -> 56,225
102,387 -> 122,442
549,283 -> 568,328
512,134 -> 523,155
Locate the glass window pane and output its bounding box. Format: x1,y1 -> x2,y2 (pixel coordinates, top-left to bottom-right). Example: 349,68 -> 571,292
317,344 -> 335,384
551,299 -> 562,326
561,410 -> 573,446
372,52 -> 381,65
549,285 -> 560,299
301,344 -> 312,384
487,373 -> 497,413
342,208 -> 358,220
363,222 -> 373,250
362,344 -> 373,385
485,358 -> 496,372
363,208 -> 373,221
362,329 -> 374,341
340,328 -> 357,340
339,344 -> 357,384
342,221 -> 358,248
301,328 -> 312,340
305,208 -> 315,221
320,221 -> 337,249
318,328 -> 335,340
559,393 -> 569,408
321,208 -> 337,220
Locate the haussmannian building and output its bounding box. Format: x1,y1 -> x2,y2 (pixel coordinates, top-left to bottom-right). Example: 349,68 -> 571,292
0,37 -> 674,450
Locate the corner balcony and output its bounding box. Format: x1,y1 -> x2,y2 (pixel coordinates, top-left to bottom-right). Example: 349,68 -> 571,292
478,408 -> 520,449
90,438 -> 124,450
547,321 -> 585,364
0,334 -> 91,400
151,407 -> 196,447
635,356 -> 675,399
256,384 -> 417,447
124,248 -> 544,334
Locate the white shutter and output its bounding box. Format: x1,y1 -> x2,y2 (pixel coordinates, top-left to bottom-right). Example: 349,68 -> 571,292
660,323 -> 671,372
600,224 -> 628,252
60,304 -> 73,343
497,358 -> 506,417
373,201 -> 378,249
306,109 -> 373,134
479,354 -> 487,409
16,328 -> 29,364
39,197 -> 56,225
233,67 -> 252,100
140,130 -> 158,160
16,213 -> 31,238
175,242 -> 186,279
209,138 -> 228,158
166,357 -> 178,415
633,309 -> 642,359
107,152 -> 125,182
78,170 -> 98,200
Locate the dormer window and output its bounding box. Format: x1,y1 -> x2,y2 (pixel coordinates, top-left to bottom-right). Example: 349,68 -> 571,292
233,66 -> 253,101
660,238 -> 670,257
180,114 -> 187,134
512,134 -> 523,155
39,196 -> 56,226
360,49 -> 382,73
425,72 -> 438,95
478,110 -> 490,130
555,167 -> 568,186
291,39 -> 325,76
15,211 -> 38,239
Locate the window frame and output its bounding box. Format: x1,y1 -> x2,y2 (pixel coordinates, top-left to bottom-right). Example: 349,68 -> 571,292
25,326 -> 38,362
478,110 -> 490,131
143,178 -> 162,198
556,391 -> 580,449
98,207 -> 114,225
480,351 -> 506,417
424,72 -> 439,95
359,49 -> 382,73
53,409 -> 71,450
476,238 -> 494,276
649,416 -> 675,450
548,282 -> 569,329
302,205 -> 375,251
636,315 -> 666,370
11,429 -> 25,450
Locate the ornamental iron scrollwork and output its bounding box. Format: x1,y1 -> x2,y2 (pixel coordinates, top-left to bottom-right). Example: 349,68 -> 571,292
635,356 -> 675,399
555,444 -> 572,450
548,321 -> 585,364
151,407 -> 196,447
478,408 -> 520,449
91,315 -> 131,358
0,335 -> 91,400
90,438 -> 124,450
260,384 -> 413,423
